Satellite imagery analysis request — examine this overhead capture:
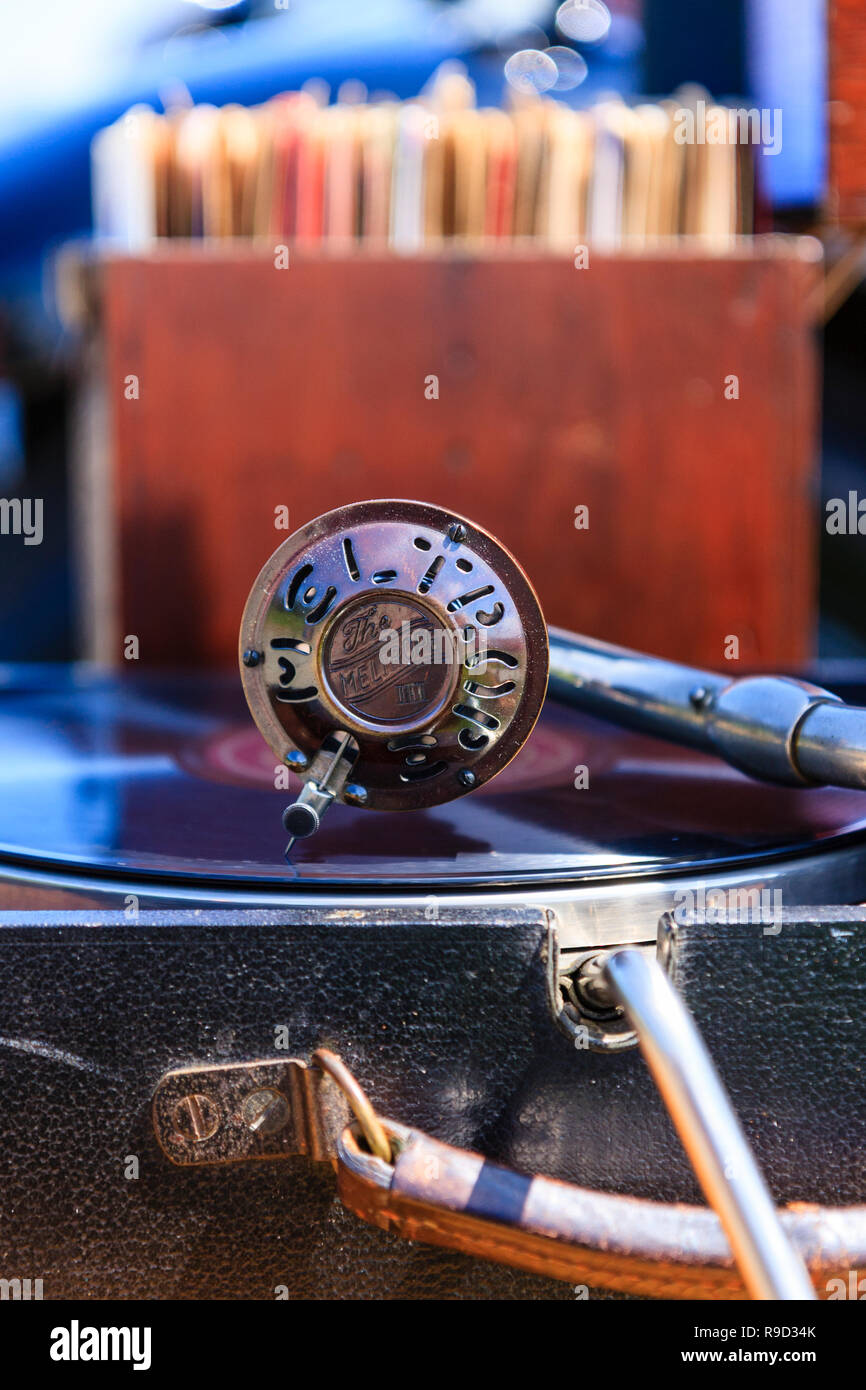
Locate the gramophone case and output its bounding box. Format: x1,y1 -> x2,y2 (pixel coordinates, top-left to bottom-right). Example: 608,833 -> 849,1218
3,635 -> 866,1298
1,902 -> 865,1300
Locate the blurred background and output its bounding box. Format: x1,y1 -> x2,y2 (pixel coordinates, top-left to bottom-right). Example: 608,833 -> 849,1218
0,0 -> 861,668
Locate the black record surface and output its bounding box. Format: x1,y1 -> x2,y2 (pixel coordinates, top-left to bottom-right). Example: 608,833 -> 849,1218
2,666 -> 866,887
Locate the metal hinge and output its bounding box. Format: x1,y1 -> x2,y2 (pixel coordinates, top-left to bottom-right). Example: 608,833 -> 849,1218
549,919 -> 674,1053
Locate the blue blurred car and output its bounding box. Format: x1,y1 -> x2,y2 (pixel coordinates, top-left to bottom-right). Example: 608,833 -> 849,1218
0,0 -> 644,303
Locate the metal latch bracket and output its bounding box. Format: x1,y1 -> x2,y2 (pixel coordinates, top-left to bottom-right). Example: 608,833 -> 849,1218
152,1057 -> 350,1167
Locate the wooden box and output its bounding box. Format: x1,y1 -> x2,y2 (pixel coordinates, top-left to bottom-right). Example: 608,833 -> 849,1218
71,241 -> 821,669
829,0 -> 866,225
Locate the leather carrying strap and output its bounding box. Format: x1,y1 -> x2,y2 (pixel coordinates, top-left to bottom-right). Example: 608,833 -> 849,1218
336,1124 -> 866,1300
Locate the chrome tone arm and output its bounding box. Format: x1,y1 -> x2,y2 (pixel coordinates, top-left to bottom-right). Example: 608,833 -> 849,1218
604,949 -> 816,1301
548,627 -> 866,789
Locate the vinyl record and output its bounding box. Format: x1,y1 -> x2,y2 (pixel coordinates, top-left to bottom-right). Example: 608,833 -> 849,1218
2,666 -> 866,891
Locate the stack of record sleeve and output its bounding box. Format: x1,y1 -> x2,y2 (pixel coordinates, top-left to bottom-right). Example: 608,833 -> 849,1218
92,66 -> 756,253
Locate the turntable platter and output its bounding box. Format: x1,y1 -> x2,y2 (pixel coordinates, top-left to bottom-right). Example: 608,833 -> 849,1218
2,667 -> 866,892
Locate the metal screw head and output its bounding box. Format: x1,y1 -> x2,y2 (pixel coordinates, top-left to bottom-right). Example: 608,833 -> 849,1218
457,769 -> 477,788
689,685 -> 713,711
243,649 -> 263,667
241,1087 -> 290,1136
447,521 -> 467,545
172,1093 -> 220,1144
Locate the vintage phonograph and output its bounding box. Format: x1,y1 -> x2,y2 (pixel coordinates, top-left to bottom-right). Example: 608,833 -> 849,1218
239,498 -> 866,848
4,498 -> 866,1300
